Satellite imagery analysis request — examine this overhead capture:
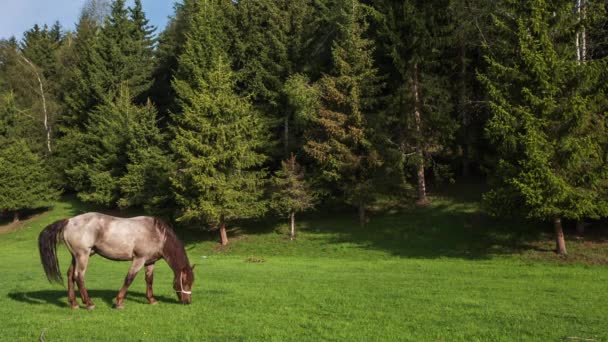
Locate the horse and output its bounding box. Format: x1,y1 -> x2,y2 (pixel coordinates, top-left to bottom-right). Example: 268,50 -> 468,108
38,212 -> 195,310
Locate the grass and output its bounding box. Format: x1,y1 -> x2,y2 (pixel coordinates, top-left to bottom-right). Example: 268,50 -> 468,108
0,185 -> 607,341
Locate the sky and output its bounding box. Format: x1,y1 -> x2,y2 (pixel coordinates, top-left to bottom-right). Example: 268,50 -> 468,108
0,0 -> 176,40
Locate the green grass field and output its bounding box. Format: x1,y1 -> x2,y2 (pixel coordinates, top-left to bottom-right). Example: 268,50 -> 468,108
1,188 -> 607,341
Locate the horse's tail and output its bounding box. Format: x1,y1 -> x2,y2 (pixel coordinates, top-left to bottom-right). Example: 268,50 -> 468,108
38,219 -> 68,285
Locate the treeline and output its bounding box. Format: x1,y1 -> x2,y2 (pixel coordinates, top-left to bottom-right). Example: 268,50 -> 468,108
0,0 -> 607,253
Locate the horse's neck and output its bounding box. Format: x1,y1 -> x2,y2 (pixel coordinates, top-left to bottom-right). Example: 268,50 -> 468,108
162,234 -> 189,275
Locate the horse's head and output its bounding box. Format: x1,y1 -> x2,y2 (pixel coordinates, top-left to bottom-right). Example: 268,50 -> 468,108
174,265 -> 195,304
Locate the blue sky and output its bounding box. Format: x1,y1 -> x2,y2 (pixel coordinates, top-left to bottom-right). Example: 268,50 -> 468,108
0,0 -> 176,40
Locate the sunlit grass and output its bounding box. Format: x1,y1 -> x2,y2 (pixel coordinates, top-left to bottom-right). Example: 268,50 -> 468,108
0,192 -> 607,341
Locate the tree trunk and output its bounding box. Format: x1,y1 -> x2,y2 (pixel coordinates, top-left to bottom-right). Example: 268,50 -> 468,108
413,63 -> 428,206
358,201 -> 366,227
576,0 -> 587,64
459,43 -> 471,178
554,218 -> 567,255
284,115 -> 289,157
290,211 -> 295,240
18,54 -> 52,153
12,212 -> 19,223
219,220 -> 228,246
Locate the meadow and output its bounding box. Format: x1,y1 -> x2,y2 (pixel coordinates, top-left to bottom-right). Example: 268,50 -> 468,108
0,186 -> 607,341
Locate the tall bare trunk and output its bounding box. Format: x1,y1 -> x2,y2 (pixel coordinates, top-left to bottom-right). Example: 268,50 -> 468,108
459,43 -> 471,177
582,0 -> 587,62
284,115 -> 289,157
12,212 -> 19,223
290,211 -> 296,240
576,0 -> 587,64
413,64 -> 428,205
554,218 -> 567,255
219,220 -> 228,246
18,54 -> 51,153
358,201 -> 366,227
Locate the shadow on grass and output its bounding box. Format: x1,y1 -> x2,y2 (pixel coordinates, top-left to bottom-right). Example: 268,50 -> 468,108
317,203 -> 549,260
291,181 -> 558,260
8,290 -> 180,308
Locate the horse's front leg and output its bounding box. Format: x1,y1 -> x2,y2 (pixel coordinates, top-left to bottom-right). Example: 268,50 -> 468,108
115,258 -> 146,309
145,264 -> 158,305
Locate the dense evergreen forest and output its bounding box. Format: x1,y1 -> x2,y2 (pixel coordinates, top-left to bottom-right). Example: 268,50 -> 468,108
1,0 -> 607,254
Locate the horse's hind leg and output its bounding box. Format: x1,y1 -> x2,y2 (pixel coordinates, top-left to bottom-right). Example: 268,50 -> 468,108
115,257 -> 146,309
67,256 -> 78,309
74,251 -> 95,310
145,264 -> 158,305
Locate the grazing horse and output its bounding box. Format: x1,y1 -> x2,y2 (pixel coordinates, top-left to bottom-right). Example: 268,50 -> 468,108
38,213 -> 195,310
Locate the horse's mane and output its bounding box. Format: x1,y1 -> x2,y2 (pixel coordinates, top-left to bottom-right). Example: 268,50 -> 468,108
154,218 -> 190,272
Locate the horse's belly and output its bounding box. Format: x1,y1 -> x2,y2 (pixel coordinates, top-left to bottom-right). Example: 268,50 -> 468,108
94,239 -> 136,261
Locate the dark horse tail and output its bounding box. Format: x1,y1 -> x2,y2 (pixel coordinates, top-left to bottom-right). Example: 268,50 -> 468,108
38,219 -> 68,284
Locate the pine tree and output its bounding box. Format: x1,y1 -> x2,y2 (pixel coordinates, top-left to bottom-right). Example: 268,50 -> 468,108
304,0 -> 384,226
118,99 -> 173,214
93,0 -> 155,102
271,154 -> 315,240
0,35 -> 58,154
67,86 -> 169,209
0,93 -> 58,222
172,0 -> 268,245
480,0 -> 608,255
376,0 -> 458,205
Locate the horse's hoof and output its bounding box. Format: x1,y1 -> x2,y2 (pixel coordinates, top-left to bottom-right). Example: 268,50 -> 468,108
70,305 -> 80,310
114,304 -> 125,310
86,304 -> 96,310
148,299 -> 158,305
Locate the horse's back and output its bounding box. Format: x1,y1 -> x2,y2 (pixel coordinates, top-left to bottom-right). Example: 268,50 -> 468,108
63,213 -> 164,261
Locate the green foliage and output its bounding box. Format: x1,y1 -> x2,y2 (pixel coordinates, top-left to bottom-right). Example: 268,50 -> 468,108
376,0 -> 458,178
480,0 -> 608,221
64,87 -> 170,210
171,0 -> 268,227
270,154 -> 315,216
0,139 -> 58,214
0,94 -> 58,214
304,0 -> 384,209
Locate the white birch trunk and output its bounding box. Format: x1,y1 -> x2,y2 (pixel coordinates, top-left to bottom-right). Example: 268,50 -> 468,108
18,54 -> 52,153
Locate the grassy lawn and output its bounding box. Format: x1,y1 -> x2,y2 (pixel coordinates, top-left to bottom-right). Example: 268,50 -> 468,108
1,188 -> 607,341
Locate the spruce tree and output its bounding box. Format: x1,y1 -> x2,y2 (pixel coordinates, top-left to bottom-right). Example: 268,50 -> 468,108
171,0 -> 268,245
93,0 -> 155,102
376,0 -> 458,205
67,86 -> 169,209
0,93 -> 58,222
271,154 -> 315,240
480,0 -> 608,255
304,0 -> 383,225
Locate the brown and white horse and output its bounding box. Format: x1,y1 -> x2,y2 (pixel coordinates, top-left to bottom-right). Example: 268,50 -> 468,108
38,213 -> 195,310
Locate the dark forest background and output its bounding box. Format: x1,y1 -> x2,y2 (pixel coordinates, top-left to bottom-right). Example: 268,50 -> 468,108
1,0 -> 607,253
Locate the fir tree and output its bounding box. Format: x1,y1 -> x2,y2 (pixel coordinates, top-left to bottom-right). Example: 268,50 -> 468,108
0,93 -> 58,222
66,86 -> 169,209
480,0 -> 608,255
271,154 -> 315,240
377,0 -> 458,205
93,0 -> 155,102
171,0 -> 268,245
304,0 -> 384,226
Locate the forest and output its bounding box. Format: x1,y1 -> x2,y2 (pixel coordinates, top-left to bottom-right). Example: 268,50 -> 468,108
1,0 -> 607,255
